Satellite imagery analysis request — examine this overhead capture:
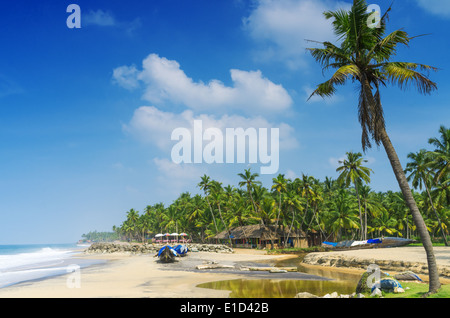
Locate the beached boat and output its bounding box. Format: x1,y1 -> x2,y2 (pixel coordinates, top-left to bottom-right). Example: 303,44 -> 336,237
157,245 -> 178,263
322,237 -> 415,250
173,244 -> 189,256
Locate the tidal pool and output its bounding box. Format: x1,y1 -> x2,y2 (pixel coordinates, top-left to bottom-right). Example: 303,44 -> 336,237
197,257 -> 361,298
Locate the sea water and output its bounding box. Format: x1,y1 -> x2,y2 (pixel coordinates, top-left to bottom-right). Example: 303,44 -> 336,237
0,243 -> 104,288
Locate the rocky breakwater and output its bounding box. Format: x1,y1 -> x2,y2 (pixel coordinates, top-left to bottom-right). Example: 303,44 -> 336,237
84,242 -> 234,255
302,252 -> 450,278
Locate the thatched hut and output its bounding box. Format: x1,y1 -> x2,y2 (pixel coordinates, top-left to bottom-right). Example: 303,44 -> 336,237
213,224 -> 309,249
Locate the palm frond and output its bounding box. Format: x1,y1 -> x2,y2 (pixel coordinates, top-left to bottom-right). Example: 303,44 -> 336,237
308,64 -> 360,100
382,62 -> 438,94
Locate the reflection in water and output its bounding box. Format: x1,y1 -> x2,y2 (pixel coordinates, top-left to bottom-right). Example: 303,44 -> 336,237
197,257 -> 361,298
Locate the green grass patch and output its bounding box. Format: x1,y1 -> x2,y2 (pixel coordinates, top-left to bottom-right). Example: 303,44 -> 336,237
365,282 -> 450,298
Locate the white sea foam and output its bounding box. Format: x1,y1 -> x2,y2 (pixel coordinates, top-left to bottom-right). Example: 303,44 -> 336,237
0,245 -> 89,288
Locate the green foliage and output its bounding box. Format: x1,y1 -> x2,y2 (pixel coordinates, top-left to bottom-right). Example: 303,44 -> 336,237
363,282 -> 450,298
106,132 -> 448,245
81,231 -> 119,242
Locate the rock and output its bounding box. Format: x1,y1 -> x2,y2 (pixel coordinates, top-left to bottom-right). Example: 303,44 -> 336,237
323,292 -> 339,298
355,271 -> 389,294
84,243 -> 233,255
295,292 -> 319,298
353,293 -> 365,298
370,288 -> 382,297
394,287 -> 405,294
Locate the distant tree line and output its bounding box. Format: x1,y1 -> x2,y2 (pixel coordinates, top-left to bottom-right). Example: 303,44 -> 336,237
81,230 -> 119,242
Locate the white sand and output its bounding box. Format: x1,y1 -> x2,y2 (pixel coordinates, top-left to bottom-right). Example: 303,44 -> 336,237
0,249 -> 286,298
0,247 -> 448,298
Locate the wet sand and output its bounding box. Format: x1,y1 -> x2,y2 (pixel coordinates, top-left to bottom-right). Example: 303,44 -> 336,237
0,246 -> 448,298
0,249 -> 301,298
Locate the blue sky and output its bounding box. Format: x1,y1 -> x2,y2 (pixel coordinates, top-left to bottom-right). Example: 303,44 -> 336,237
0,0 -> 449,244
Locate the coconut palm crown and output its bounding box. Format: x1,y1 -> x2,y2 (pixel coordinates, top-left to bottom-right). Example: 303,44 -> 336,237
307,0 -> 437,151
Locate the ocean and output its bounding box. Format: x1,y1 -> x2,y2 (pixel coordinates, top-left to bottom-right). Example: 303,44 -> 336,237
0,243 -> 104,288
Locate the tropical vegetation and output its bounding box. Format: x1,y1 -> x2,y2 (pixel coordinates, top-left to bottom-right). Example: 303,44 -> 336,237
110,127 -> 448,250
306,0 -> 443,294
90,0 -> 449,296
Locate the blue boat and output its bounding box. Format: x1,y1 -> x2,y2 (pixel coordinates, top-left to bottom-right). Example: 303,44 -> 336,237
157,245 -> 178,262
322,237 -> 414,250
173,244 -> 189,256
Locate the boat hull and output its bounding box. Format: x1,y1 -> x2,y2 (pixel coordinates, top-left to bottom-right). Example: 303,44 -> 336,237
158,246 -> 177,263
322,237 -> 415,251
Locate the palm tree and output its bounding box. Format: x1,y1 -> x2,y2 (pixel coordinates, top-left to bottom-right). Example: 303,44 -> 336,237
272,174 -> 288,237
210,180 -> 232,245
198,175 -> 219,234
406,149 -> 448,245
327,189 -> 360,240
307,0 -> 441,293
428,125 -> 450,183
238,169 -> 263,225
359,185 -> 385,240
336,152 -> 373,240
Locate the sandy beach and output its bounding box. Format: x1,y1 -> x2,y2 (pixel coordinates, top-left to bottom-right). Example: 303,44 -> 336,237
0,246 -> 448,298
0,248 -> 297,298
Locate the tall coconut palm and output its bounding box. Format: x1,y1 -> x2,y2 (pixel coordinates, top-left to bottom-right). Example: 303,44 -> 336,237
272,174 -> 288,234
428,125 -> 450,183
307,0 -> 441,293
238,169 -> 263,224
198,175 -> 219,234
210,180 -> 232,245
359,185 -> 385,240
406,149 -> 448,245
336,152 -> 373,240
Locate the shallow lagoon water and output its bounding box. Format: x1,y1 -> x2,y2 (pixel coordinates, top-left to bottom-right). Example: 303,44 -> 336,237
197,256 -> 361,298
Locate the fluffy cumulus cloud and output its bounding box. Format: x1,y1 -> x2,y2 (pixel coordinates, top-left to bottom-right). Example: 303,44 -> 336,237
113,54 -> 293,114
123,106 -> 299,152
243,0 -> 350,69
415,0 -> 450,18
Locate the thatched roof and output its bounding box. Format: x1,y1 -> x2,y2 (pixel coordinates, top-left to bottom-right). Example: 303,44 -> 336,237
214,225 -> 306,241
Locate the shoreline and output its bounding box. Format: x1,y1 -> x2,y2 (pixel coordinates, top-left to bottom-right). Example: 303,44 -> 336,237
0,248 -> 299,298
0,246 -> 448,298
302,246 -> 450,283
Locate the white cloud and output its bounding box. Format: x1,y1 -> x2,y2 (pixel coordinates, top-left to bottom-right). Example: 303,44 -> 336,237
153,158 -> 205,195
83,10 -> 116,26
243,0 -> 350,69
285,169 -> 298,180
328,155 -> 346,169
112,65 -> 140,90
113,53 -> 293,115
83,9 -> 141,34
415,0 -> 450,18
123,106 -> 299,152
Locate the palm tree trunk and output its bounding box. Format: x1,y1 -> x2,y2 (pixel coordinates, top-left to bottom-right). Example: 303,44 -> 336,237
206,196 -> 219,234
217,202 -> 232,246
379,127 -> 441,294
354,183 -> 363,240
364,200 -> 368,241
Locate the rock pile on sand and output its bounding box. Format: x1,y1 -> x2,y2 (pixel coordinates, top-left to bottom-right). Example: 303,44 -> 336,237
84,242 -> 234,254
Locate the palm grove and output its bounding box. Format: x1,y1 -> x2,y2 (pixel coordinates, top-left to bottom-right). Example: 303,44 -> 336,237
112,129 -> 449,247
100,1 -> 448,295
